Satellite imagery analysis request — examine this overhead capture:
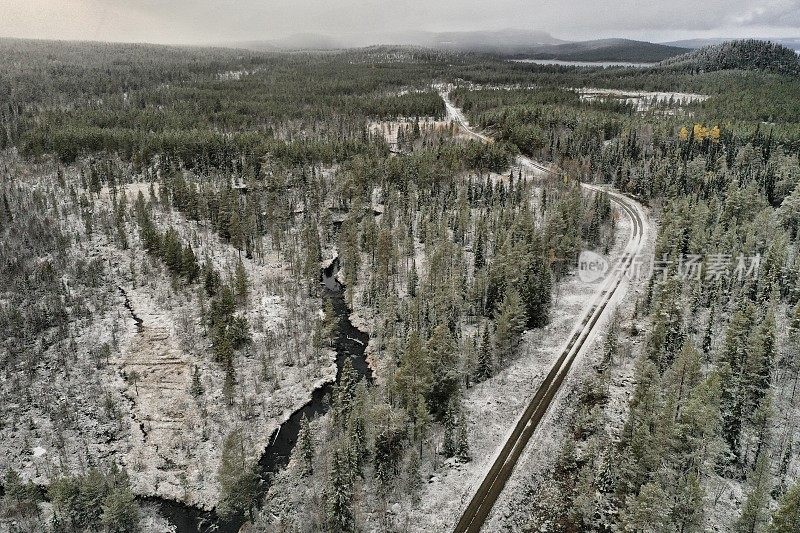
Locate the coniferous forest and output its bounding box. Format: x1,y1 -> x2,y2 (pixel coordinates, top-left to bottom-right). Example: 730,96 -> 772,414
1,35 -> 800,533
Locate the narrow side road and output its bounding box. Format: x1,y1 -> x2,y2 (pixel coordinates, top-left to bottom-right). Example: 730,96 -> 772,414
441,90 -> 650,533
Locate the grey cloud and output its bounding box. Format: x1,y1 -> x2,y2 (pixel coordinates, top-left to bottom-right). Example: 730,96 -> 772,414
1,0 -> 798,44
729,0 -> 800,26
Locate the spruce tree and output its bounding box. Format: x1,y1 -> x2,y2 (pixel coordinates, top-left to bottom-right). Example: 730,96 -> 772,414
393,331 -> 432,409
297,414 -> 315,477
326,444 -> 355,533
234,258 -> 248,305
473,225 -> 486,270
456,414 -> 470,461
474,324 -> 492,383
442,416 -> 457,458
702,305 -> 715,354
189,366 -> 204,397
408,260 -> 418,297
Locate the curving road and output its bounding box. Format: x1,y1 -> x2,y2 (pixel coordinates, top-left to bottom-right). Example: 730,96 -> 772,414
442,90 -> 649,533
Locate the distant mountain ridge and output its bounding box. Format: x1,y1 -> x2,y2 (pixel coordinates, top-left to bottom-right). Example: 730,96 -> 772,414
423,29 -> 565,48
658,39 -> 800,75
508,38 -> 688,62
234,31 -> 687,62
231,32 -> 800,68
235,29 -> 564,52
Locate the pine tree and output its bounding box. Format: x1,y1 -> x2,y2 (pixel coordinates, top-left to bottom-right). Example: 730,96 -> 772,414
49,475 -> 81,528
229,209 -> 243,250
4,469 -> 42,522
333,360 -> 358,428
406,449 -> 422,504
493,288 -> 527,368
89,167 -> 101,196
664,341 -> 703,421
624,481 -> 668,531
322,297 -> 337,344
735,452 -> 771,533
442,415 -> 457,458
393,331 -> 432,410
719,304 -> 756,462
77,469 -> 108,528
670,472 -> 705,533
791,305 -> 800,335
181,245 -> 200,283
204,264 -> 221,297
101,485 -> 140,533
228,316 -> 251,349
302,220 -> 322,293
412,394 -> 430,456
771,483 -> 800,532
217,430 -> 258,520
519,251 -> 552,328
603,314 -> 620,365
744,313 -> 775,413
222,366 -> 236,406
348,382 -> 369,474
618,359 -> 663,494
427,324 -> 460,416
1,192 -> 12,225
213,325 -> 234,367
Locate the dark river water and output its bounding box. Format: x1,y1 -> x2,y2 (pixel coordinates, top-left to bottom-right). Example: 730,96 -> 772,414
150,259 -> 371,532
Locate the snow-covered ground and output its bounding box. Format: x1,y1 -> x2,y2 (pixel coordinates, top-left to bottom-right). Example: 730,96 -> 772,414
575,87 -> 709,112
0,162 -> 337,510
368,117 -> 452,149
105,181 -> 337,508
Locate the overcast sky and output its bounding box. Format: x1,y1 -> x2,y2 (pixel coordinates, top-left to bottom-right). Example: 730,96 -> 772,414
0,0 -> 798,44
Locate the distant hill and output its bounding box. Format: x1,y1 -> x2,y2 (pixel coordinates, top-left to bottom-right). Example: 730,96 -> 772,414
658,39 -> 800,75
511,38 -> 688,62
236,33 -> 342,51
416,29 -> 565,52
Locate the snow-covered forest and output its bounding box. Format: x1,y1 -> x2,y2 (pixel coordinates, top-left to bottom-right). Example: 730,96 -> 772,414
1,37 -> 799,533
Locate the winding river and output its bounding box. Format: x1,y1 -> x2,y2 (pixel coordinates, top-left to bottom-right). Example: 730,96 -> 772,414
150,259 -> 371,532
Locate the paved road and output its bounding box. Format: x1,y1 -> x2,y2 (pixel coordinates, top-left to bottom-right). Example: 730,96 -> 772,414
442,91 -> 649,533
